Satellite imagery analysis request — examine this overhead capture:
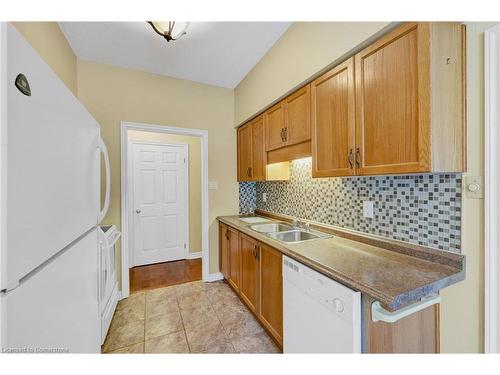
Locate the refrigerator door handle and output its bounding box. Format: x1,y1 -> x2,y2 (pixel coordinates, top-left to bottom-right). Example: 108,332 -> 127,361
97,138 -> 111,223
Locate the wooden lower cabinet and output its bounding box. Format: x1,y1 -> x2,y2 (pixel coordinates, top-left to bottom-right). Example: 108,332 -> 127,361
227,226 -> 240,291
219,222 -> 438,352
219,223 -> 230,279
258,242 -> 283,345
219,225 -> 283,348
239,233 -> 259,312
362,295 -> 440,353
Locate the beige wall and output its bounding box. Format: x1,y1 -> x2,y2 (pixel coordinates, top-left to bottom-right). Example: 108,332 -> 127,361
439,22 -> 498,353
12,22 -> 77,95
76,59 -> 236,277
234,22 -> 391,125
127,130 -> 202,254
14,20 -> 494,351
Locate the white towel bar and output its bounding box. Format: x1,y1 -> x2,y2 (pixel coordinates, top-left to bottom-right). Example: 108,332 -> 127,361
371,294 -> 440,323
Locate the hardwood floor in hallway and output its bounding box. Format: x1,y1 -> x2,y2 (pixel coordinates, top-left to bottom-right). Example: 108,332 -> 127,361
130,258 -> 202,293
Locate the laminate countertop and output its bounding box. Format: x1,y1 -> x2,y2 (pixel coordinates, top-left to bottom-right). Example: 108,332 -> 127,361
217,214 -> 465,311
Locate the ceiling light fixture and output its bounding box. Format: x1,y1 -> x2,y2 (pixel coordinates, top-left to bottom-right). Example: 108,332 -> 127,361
147,21 -> 190,42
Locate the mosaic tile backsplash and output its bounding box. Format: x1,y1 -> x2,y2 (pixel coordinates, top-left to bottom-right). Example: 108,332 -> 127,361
239,181 -> 256,214
239,157 -> 462,253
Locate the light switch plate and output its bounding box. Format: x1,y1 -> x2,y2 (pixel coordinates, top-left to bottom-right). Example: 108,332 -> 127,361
363,201 -> 374,219
465,176 -> 484,199
208,181 -> 218,190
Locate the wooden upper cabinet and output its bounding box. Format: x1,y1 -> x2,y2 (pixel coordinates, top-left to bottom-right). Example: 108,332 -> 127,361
227,226 -> 240,291
237,123 -> 252,181
354,22 -> 465,175
237,116 -> 266,182
265,87 -> 312,153
355,22 -> 426,175
258,242 -> 283,346
239,233 -> 259,313
284,85 -> 311,147
311,58 -> 355,177
264,102 -> 286,151
250,116 -> 266,181
242,22 -> 464,179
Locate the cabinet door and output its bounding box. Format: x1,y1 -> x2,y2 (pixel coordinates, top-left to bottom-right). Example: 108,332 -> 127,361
239,233 -> 259,312
362,295 -> 439,353
227,227 -> 240,291
251,116 -> 266,181
219,223 -> 230,279
237,123 -> 252,181
258,242 -> 283,345
311,58 -> 356,177
284,85 -> 311,147
265,102 -> 286,151
355,22 -> 430,175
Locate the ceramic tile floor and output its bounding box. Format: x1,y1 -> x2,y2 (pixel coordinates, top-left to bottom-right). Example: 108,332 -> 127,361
102,280 -> 281,354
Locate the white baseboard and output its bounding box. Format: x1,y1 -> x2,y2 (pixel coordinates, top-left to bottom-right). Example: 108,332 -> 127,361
186,251 -> 202,259
204,272 -> 224,282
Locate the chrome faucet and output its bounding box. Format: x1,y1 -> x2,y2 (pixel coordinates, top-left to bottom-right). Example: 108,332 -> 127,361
292,218 -> 310,232
284,208 -> 310,231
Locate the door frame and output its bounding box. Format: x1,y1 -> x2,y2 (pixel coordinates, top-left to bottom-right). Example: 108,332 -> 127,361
120,121 -> 209,298
128,140 -> 189,267
485,23 -> 500,353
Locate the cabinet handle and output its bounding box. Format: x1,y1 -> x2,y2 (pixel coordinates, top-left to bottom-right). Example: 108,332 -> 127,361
284,127 -> 288,142
225,230 -> 229,240
256,246 -> 260,261
280,128 -> 285,142
348,148 -> 354,169
249,167 -> 252,177
355,147 -> 361,167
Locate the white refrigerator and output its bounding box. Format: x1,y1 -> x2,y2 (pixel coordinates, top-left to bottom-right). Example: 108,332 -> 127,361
0,23 -> 110,353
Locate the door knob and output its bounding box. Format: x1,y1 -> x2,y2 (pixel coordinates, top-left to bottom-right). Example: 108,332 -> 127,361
136,209 -> 141,214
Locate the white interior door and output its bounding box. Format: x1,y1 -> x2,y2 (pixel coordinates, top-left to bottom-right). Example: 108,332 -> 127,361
132,142 -> 188,266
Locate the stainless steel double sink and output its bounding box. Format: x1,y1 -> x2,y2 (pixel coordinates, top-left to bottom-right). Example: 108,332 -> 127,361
248,221 -> 331,244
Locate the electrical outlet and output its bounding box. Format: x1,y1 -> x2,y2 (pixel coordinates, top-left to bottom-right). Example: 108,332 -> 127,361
363,201 -> 374,219
262,193 -> 267,202
208,181 -> 218,190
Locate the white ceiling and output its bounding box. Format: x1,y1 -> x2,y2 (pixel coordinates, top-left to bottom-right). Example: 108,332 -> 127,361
59,22 -> 291,88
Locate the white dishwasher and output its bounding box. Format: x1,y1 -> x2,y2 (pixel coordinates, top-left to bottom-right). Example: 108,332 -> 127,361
283,255 -> 361,353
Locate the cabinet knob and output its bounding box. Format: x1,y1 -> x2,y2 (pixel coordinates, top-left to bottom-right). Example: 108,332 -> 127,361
136,209 -> 141,214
